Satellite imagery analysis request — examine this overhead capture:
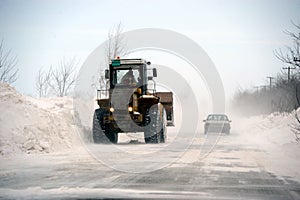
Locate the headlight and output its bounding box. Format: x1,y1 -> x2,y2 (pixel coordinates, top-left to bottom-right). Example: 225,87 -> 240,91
128,106 -> 133,112
109,107 -> 114,112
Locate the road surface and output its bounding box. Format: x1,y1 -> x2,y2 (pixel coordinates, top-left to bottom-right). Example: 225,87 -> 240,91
0,130 -> 300,199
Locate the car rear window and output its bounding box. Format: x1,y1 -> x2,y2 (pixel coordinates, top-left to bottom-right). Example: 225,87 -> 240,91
207,115 -> 228,121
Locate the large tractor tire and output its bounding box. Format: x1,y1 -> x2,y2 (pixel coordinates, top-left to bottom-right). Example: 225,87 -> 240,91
93,109 -> 119,144
225,129 -> 230,135
104,125 -> 118,144
204,128 -> 208,135
92,109 -> 109,144
160,108 -> 167,143
144,104 -> 161,144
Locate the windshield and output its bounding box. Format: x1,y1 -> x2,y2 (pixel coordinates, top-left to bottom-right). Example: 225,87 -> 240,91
113,67 -> 141,86
207,115 -> 228,121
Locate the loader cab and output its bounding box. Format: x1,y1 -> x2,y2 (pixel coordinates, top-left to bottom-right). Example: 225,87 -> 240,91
106,59 -> 154,95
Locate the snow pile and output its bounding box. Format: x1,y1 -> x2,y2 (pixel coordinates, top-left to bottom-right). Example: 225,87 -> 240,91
232,111 -> 300,180
0,83 -> 80,155
233,111 -> 297,148
234,112 -> 294,146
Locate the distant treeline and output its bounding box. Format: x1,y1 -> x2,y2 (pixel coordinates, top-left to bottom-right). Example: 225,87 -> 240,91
232,72 -> 300,116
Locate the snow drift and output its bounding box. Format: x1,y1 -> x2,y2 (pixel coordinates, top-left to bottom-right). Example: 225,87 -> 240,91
0,83 -> 80,155
232,111 -> 298,148
231,110 -> 300,180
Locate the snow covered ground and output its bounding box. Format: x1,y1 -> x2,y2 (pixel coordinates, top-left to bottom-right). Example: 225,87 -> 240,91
231,111 -> 300,181
0,83 -> 80,155
0,83 -> 300,199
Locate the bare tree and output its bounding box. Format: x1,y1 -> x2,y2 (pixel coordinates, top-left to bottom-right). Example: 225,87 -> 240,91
290,107 -> 300,142
50,58 -> 78,97
274,22 -> 300,141
35,67 -> 52,98
291,83 -> 300,141
274,21 -> 300,68
274,22 -> 300,110
96,23 -> 127,91
0,39 -> 18,84
105,22 -> 127,65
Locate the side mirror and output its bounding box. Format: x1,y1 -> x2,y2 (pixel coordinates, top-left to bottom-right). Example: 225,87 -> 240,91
153,68 -> 157,77
203,120 -> 206,122
105,69 -> 109,79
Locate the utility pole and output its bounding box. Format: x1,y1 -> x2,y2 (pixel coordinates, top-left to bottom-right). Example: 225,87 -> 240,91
266,76 -> 275,90
283,66 -> 296,81
254,86 -> 260,93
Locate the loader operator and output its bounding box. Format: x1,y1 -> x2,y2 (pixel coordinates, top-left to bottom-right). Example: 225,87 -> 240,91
121,69 -> 137,85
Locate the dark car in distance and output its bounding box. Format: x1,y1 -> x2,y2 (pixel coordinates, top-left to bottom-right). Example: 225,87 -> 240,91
203,114 -> 231,134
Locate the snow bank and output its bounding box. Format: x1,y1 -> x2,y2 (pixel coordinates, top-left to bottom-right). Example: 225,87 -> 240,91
232,111 -> 300,180
0,83 -> 80,155
233,111 -> 297,147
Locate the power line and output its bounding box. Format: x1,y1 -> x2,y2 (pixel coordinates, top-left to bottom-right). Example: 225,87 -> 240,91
254,85 -> 267,93
293,57 -> 300,62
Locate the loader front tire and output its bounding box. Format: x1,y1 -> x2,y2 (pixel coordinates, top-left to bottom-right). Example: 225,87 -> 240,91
92,109 -> 109,144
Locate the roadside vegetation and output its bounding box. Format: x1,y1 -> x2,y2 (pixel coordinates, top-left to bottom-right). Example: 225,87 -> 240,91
232,22 -> 300,140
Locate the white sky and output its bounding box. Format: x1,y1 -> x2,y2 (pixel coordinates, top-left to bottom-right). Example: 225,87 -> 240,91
0,0 -> 300,99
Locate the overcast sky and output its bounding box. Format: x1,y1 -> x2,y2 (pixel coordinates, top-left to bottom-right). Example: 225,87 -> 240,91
0,0 -> 300,99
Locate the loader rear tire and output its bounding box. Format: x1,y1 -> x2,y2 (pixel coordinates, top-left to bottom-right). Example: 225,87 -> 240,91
160,109 -> 167,143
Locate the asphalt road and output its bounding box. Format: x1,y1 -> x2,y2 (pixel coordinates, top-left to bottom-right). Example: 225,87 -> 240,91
0,131 -> 300,199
